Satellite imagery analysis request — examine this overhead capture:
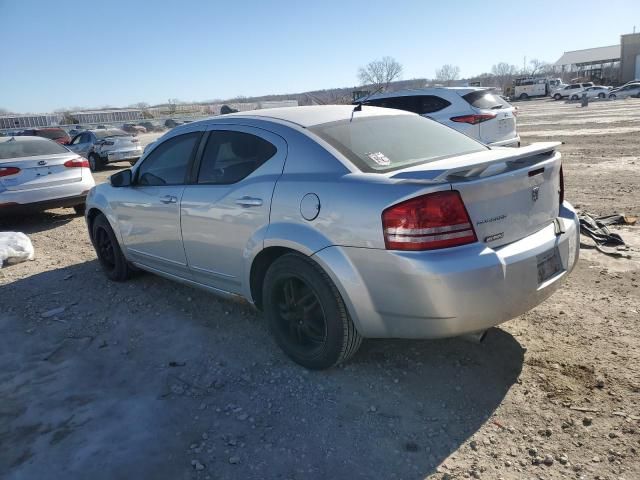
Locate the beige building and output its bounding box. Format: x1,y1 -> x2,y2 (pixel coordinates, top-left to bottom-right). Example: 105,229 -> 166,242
620,32 -> 640,83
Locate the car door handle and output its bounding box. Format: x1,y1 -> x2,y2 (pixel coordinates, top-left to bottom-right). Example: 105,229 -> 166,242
235,196 -> 263,207
160,195 -> 177,204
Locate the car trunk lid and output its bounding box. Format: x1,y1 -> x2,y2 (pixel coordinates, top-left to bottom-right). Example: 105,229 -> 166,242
390,142 -> 562,248
0,153 -> 82,191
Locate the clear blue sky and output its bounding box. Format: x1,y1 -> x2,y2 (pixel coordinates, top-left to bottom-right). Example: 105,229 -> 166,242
1,0 -> 638,113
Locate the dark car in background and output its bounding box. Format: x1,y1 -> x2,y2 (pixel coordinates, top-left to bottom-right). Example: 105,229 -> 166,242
122,123 -> 147,135
164,118 -> 185,128
138,121 -> 164,132
19,128 -> 71,145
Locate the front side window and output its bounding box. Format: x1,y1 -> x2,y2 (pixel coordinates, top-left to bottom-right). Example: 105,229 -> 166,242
197,131 -> 277,184
309,114 -> 486,173
137,132 -> 200,186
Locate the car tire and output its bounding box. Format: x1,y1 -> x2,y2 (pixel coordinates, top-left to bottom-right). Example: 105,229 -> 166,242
609,94 -> 616,100
519,93 -> 528,100
88,153 -> 104,172
598,93 -> 605,99
73,204 -> 85,215
553,93 -> 562,100
263,253 -> 362,369
92,214 -> 132,282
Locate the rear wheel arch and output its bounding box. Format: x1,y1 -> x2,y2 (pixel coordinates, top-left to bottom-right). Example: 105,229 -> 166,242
250,246 -> 302,310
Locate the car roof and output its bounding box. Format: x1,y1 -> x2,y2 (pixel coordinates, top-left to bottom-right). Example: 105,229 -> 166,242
356,87 -> 492,102
222,105 -> 413,128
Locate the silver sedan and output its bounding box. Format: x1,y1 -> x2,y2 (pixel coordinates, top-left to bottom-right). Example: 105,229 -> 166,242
85,106 -> 579,369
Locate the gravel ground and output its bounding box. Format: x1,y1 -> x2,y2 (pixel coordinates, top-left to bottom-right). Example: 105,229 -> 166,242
1,99 -> 639,480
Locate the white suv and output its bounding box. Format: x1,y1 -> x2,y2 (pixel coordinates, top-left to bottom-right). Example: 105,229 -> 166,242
358,88 -> 519,147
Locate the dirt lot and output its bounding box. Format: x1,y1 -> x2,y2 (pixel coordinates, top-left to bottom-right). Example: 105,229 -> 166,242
1,99 -> 639,480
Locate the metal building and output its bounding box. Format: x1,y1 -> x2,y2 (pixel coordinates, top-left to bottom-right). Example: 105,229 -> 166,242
67,109 -> 142,124
0,114 -> 62,129
554,45 -> 620,83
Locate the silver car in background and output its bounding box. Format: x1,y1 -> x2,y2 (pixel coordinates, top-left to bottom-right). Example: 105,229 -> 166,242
0,136 -> 94,215
85,106 -> 579,369
68,129 -> 143,172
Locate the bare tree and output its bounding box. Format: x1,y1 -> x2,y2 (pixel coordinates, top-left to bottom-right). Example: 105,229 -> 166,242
491,62 -> 518,90
167,98 -> 180,115
357,56 -> 403,91
132,102 -> 150,110
528,59 -> 552,77
435,64 -> 461,86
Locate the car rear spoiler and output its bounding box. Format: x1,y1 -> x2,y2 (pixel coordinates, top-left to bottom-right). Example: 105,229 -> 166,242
389,142 -> 561,183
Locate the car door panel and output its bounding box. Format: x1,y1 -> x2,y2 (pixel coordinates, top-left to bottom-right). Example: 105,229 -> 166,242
112,130 -> 202,278
181,126 -> 287,293
113,185 -> 187,274
68,133 -> 93,157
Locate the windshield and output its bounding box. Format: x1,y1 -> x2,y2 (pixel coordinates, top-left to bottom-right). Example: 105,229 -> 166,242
94,129 -> 128,139
309,114 -> 486,173
0,138 -> 69,159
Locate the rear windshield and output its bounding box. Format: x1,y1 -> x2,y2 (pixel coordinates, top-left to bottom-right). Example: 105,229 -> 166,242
462,91 -> 508,110
95,129 -> 128,139
309,114 -> 486,173
0,139 -> 69,159
35,129 -> 67,140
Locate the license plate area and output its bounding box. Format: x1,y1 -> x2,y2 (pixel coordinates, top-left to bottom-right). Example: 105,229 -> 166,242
537,247 -> 563,284
34,167 -> 52,176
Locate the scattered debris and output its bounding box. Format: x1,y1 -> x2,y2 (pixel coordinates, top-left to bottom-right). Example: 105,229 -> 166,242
41,306 -> 66,318
0,232 -> 35,267
579,213 -> 630,257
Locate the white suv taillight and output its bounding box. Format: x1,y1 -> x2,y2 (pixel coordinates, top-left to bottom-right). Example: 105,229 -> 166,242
450,113 -> 496,125
382,191 -> 477,250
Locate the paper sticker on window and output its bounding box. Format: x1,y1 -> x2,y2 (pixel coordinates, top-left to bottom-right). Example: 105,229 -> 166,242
367,152 -> 390,166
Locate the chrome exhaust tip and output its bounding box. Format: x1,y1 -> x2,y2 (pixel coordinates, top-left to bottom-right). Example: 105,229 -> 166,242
460,330 -> 488,344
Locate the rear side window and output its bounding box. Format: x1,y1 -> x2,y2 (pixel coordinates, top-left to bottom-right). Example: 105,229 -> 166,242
197,131 -> 277,184
138,132 -> 201,186
462,91 -> 507,109
365,95 -> 451,115
309,114 -> 486,173
0,139 -> 69,159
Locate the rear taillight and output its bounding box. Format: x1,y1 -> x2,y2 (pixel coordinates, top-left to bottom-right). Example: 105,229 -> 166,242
450,113 -> 496,125
0,166 -> 20,177
64,157 -> 90,168
382,191 -> 477,251
559,165 -> 564,206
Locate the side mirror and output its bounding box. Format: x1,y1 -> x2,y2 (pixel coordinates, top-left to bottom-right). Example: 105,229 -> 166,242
110,169 -> 132,187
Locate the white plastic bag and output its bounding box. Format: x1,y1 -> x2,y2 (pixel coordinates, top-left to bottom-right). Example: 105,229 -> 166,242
0,232 -> 35,267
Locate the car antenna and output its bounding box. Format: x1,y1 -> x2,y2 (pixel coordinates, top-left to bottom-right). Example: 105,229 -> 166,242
350,85 -> 384,122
